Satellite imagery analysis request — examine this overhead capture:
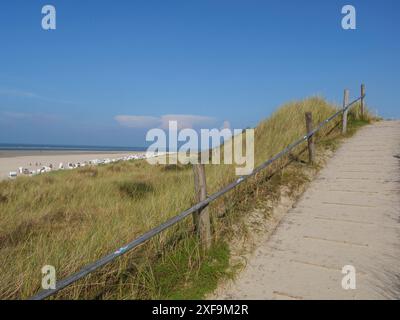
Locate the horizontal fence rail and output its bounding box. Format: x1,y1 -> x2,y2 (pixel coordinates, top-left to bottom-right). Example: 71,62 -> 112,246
30,93 -> 365,300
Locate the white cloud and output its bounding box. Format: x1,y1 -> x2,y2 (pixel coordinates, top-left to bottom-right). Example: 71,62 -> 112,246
1,112 -> 61,122
114,114 -> 217,129
160,114 -> 216,129
3,112 -> 32,119
0,89 -> 39,99
114,115 -> 160,128
0,87 -> 76,105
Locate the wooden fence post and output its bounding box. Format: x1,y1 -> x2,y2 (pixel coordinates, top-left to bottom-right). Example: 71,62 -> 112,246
192,163 -> 211,250
361,84 -> 365,120
305,112 -> 315,164
342,89 -> 349,135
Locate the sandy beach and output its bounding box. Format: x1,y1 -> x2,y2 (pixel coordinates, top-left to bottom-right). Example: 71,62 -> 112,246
0,150 -> 145,180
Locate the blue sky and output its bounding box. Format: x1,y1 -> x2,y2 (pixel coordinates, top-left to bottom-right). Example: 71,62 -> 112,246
0,0 -> 399,147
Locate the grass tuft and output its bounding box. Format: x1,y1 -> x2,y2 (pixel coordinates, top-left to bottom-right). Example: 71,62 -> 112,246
161,164 -> 191,172
118,181 -> 154,199
0,192 -> 7,204
78,167 -> 98,177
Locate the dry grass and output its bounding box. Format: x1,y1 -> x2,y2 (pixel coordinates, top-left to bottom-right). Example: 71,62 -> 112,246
0,97 -> 373,299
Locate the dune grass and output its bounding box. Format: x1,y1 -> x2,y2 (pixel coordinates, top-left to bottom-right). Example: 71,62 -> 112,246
0,97 -> 373,299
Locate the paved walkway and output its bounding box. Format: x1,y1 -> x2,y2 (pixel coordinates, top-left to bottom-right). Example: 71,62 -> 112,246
217,121 -> 400,300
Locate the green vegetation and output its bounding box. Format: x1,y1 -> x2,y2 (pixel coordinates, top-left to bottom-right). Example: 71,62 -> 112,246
0,97 -> 373,299
138,239 -> 231,300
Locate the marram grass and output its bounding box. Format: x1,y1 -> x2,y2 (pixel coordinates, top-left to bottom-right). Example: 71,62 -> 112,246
0,97 -> 372,299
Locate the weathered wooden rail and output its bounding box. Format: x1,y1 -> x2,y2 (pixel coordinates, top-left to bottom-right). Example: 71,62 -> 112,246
30,85 -> 366,300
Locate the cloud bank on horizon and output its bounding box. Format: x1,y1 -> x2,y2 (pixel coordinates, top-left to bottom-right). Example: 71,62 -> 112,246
114,114 -> 221,130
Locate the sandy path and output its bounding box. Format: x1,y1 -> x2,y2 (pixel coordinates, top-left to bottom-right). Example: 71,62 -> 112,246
215,121 -> 400,300
0,152 -> 143,180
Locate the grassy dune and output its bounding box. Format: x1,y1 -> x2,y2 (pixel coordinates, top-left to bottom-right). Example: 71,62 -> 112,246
0,97 -> 372,299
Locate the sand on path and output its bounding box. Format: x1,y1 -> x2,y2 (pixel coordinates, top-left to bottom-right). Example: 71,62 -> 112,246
214,121 -> 400,300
